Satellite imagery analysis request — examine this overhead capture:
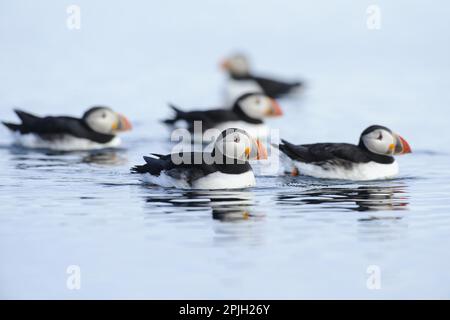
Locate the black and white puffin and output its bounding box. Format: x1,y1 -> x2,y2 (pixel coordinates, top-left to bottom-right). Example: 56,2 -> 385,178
278,125 -> 412,181
221,53 -> 303,103
163,92 -> 282,140
131,128 -> 268,189
2,106 -> 132,151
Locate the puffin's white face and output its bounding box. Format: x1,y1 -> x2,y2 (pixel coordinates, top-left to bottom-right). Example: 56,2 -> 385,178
221,54 -> 250,76
84,107 -> 132,135
214,129 -> 267,161
361,127 -> 411,156
237,94 -> 283,119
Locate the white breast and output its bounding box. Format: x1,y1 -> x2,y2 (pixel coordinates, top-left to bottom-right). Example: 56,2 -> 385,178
291,160 -> 399,181
141,170 -> 256,190
12,133 -> 121,151
223,78 -> 263,105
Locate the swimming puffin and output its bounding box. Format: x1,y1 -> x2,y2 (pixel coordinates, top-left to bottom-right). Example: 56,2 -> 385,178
221,53 -> 303,103
2,106 -> 132,151
163,92 -> 282,140
278,125 -> 411,181
131,128 -> 268,189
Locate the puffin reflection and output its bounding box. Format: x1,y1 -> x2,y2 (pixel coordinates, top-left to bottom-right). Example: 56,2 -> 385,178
144,190 -> 262,221
7,145 -> 127,168
80,149 -> 127,165
277,184 -> 408,212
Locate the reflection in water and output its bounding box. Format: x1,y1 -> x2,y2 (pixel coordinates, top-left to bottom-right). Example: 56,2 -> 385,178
277,184 -> 409,212
7,145 -> 127,168
144,189 -> 263,222
80,150 -> 128,166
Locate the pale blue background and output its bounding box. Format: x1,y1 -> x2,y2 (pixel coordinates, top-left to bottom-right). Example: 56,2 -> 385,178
1,1 -> 449,299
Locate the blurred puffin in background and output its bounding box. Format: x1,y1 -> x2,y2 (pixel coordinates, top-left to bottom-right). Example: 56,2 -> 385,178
163,92 -> 282,140
2,106 -> 132,151
132,128 -> 268,189
278,125 -> 411,181
221,53 -> 303,103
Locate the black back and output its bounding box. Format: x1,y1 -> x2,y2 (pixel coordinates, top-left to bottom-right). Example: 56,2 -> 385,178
163,94 -> 263,131
279,139 -> 394,165
231,73 -> 302,98
2,109 -> 115,144
131,151 -> 252,184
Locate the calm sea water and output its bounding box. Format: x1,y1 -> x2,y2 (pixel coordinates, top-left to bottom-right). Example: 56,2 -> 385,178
1,1 -> 450,299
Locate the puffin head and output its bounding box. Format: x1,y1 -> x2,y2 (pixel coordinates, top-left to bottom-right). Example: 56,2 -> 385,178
213,128 -> 268,162
220,53 -> 250,76
359,125 -> 411,156
82,106 -> 132,135
233,93 -> 283,119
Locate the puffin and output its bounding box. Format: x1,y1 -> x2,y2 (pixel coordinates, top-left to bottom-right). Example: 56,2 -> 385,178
2,106 -> 132,151
163,92 -> 282,140
131,128 -> 268,189
221,53 -> 303,103
278,125 -> 412,181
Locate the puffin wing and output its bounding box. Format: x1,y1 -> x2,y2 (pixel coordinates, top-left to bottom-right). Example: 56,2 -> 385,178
163,105 -> 239,130
280,140 -> 370,164
131,152 -> 210,180
204,109 -> 239,121
252,75 -> 302,98
3,109 -> 80,135
2,109 -> 114,143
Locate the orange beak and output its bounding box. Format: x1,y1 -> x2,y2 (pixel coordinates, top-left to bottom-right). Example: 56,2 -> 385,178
268,99 -> 283,117
394,134 -> 411,155
115,114 -> 132,132
220,59 -> 230,70
255,139 -> 268,160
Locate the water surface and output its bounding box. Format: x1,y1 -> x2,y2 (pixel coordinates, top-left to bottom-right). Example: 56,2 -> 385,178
1,1 -> 450,299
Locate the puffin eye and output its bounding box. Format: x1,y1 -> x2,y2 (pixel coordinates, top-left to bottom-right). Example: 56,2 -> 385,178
101,113 -> 107,118
255,98 -> 261,104
377,132 -> 383,140
234,135 -> 240,143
